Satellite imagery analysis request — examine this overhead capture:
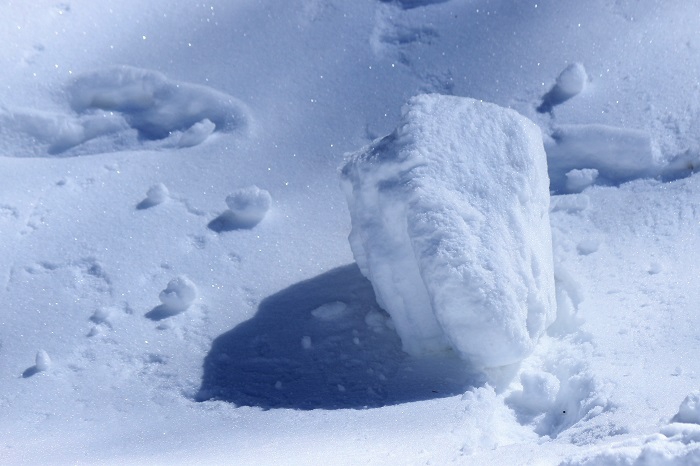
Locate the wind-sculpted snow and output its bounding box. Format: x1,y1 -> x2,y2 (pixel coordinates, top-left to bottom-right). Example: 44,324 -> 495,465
68,66 -> 249,140
0,66 -> 250,156
341,94 -> 556,368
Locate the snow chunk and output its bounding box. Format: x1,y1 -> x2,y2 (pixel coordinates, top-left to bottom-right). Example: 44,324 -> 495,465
538,63 -> 588,113
146,183 -> 170,205
546,124 -> 662,193
340,94 -> 556,368
35,350 -> 51,372
673,391 -> 700,424
158,276 -> 198,314
565,168 -> 599,193
311,301 -> 348,321
224,185 -> 272,229
178,118 -> 216,148
555,63 -> 588,99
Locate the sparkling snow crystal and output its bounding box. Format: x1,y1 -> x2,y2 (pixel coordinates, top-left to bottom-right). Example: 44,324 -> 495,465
340,94 -> 556,368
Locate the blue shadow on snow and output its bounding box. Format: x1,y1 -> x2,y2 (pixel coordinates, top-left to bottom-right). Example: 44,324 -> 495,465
196,264 -> 483,410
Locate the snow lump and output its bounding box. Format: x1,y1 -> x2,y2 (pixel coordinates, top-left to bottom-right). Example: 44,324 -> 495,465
340,94 -> 556,368
224,185 -> 272,229
159,276 -> 198,314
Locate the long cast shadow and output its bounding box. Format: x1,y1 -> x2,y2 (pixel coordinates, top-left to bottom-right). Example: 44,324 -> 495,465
196,264 -> 483,410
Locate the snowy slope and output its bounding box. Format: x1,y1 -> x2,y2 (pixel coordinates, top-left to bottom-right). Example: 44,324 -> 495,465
2,1 -> 700,464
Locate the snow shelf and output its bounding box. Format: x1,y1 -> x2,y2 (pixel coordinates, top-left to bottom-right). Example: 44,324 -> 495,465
340,94 -> 556,368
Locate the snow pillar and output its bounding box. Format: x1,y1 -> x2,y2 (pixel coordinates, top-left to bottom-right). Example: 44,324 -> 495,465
340,94 -> 556,368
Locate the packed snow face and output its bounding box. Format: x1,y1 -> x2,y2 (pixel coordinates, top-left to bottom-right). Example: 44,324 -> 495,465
341,94 -> 556,368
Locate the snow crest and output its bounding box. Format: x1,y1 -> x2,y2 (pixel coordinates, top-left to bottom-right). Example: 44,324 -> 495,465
340,94 -> 556,368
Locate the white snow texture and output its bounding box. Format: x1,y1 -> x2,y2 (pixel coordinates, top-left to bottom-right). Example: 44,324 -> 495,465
341,94 -> 556,368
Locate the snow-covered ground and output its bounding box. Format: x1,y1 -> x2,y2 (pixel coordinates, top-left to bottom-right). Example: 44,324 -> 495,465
2,1 -> 700,464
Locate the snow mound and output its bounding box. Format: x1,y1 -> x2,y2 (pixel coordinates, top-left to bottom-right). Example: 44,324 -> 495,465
340,94 -> 556,368
158,276 -> 198,314
68,65 -> 250,140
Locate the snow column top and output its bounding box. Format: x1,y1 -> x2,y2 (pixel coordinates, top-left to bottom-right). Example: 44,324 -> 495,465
340,94 -> 556,368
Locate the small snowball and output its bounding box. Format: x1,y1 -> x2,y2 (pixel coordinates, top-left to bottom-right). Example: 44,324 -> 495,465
275,381 -> 283,390
301,336 -> 312,349
35,350 -> 52,372
576,238 -> 600,255
224,185 -> 272,228
146,183 -> 170,205
673,391 -> 700,424
565,168 -> 598,193
555,62 -> 588,98
159,275 -> 198,313
648,262 -> 663,275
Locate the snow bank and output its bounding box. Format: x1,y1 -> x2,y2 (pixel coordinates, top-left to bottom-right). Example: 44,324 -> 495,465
68,66 -> 249,140
340,94 -> 556,368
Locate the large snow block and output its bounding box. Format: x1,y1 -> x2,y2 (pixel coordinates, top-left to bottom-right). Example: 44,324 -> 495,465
340,94 -> 556,368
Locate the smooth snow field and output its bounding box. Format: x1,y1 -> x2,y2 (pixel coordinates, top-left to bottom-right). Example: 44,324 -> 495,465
2,1 -> 700,465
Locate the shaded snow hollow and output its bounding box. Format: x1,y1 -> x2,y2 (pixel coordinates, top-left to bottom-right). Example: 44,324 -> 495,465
341,94 -> 556,369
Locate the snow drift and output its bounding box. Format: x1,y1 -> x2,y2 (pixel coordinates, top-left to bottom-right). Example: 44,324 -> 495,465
68,65 -> 250,140
340,94 -> 556,368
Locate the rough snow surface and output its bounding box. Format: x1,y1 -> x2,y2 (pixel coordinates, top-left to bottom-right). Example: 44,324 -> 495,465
341,94 -> 556,368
